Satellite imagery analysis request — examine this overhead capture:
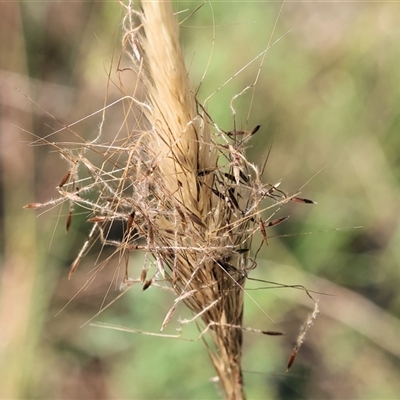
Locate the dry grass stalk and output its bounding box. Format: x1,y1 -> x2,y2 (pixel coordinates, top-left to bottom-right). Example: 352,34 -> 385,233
122,3 -> 250,397
24,1 -> 317,398
120,2 -> 279,398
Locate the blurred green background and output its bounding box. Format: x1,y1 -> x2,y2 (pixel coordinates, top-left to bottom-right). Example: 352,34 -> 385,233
1,1 -> 400,399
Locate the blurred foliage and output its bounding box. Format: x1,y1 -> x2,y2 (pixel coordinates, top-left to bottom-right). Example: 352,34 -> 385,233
1,1 -> 400,399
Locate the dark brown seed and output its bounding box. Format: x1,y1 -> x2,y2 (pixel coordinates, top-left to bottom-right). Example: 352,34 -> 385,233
66,211 -> 72,232
187,212 -> 206,228
58,171 -> 71,188
212,188 -> 225,200
87,216 -> 106,223
236,248 -> 249,254
239,170 -> 249,184
197,168 -> 214,177
286,349 -> 298,372
140,269 -> 147,283
227,188 -> 239,210
251,124 -> 261,135
226,124 -> 260,136
216,260 -> 237,273
126,211 -> 135,231
223,172 -> 237,183
259,219 -> 268,245
291,197 -> 317,205
142,279 -> 152,291
265,216 -> 289,228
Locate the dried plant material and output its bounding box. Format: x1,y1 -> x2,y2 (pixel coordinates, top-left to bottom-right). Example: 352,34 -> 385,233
118,2 -> 313,396
68,257 -> 81,280
126,211 -> 135,232
58,171 -> 71,188
291,196 -> 317,205
286,297 -> 320,372
65,210 -> 72,232
23,202 -> 44,209
142,279 -> 152,291
265,215 -> 290,227
263,330 -> 285,336
161,302 -> 178,332
226,124 -> 261,138
87,216 -> 107,223
23,1 -> 319,398
259,217 -> 269,245
140,268 -> 147,284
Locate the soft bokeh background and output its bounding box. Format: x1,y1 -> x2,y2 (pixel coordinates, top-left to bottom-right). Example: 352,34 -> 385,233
1,1 -> 400,399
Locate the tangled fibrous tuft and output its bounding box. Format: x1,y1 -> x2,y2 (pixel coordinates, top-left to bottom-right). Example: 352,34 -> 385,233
25,2 -> 318,399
